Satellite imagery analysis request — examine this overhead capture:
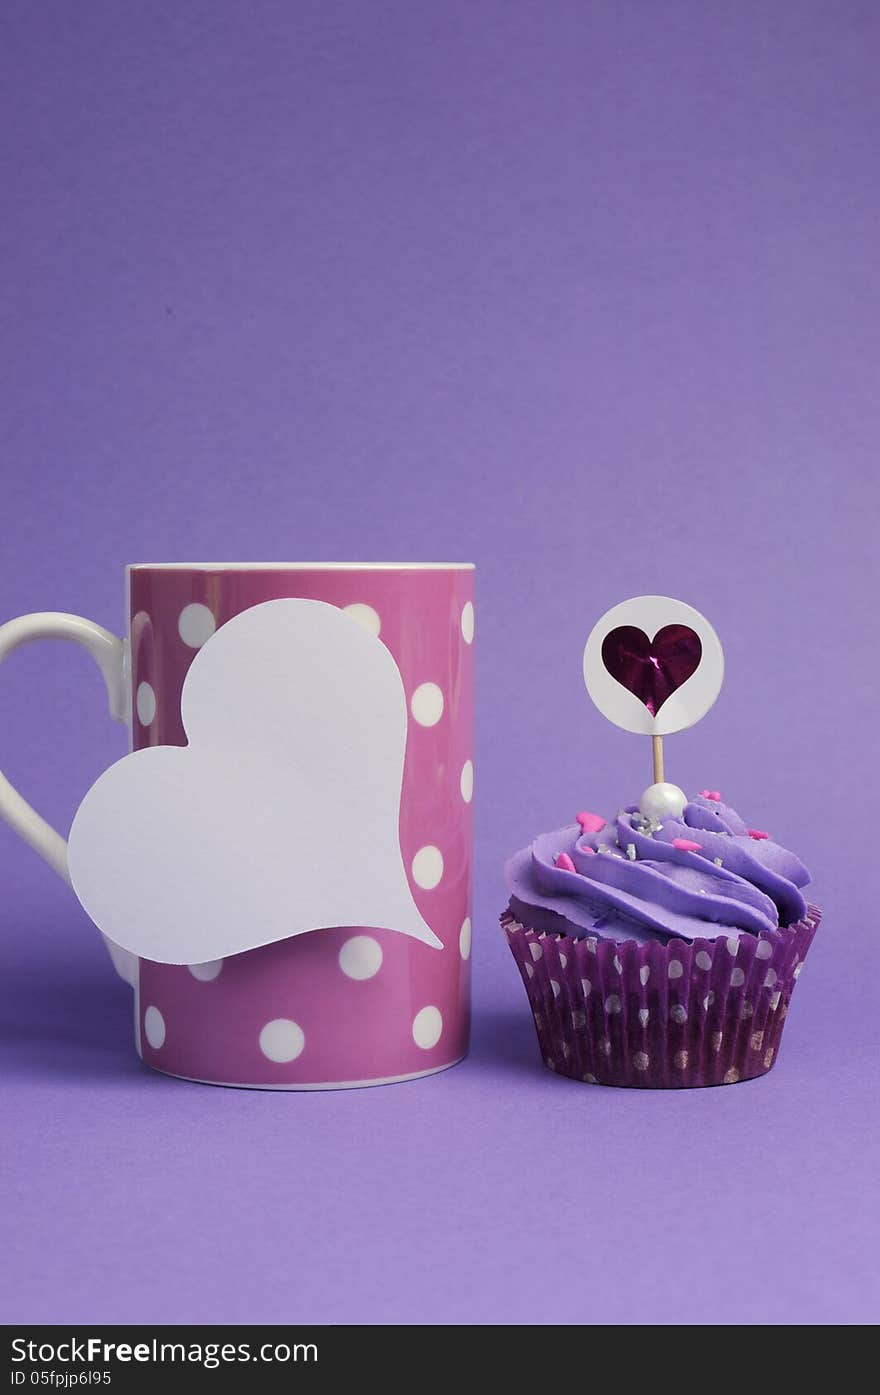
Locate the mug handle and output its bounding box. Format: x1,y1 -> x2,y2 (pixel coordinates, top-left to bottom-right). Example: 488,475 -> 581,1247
0,612 -> 129,881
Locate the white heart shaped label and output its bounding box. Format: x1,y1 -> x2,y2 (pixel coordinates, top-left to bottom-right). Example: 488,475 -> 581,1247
68,599 -> 440,964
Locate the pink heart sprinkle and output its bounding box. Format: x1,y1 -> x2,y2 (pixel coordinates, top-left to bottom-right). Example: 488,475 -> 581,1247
556,852 -> 576,871
672,837 -> 703,853
577,844 -> 596,856
710,790 -> 721,801
577,811 -> 606,834
698,788 -> 712,797
748,828 -> 770,840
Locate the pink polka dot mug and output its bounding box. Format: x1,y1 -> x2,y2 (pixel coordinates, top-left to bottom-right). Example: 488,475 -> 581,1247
0,563 -> 475,1089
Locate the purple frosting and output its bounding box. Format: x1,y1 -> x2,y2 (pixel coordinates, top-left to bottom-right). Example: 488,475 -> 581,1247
506,795 -> 811,945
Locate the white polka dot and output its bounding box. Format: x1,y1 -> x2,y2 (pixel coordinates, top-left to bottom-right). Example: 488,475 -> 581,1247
412,1005 -> 443,1049
460,759 -> 474,803
730,967 -> 746,987
633,1051 -> 649,1071
259,1018 -> 305,1063
764,967 -> 778,988
558,953 -> 567,968
769,990 -> 781,1010
525,963 -> 534,978
459,916 -> 471,960
551,980 -> 561,998
461,601 -> 474,644
144,1005 -> 165,1049
410,682 -> 444,726
639,965 -> 651,985
793,961 -> 803,979
581,978 -> 592,996
529,941 -> 543,961
670,1004 -> 687,1024
604,994 -> 621,1015
668,959 -> 683,979
674,1049 -> 689,1069
412,845 -> 443,889
638,1008 -> 649,1026
338,935 -> 383,980
756,939 -> 773,960
703,992 -> 715,1010
727,936 -> 740,956
343,603 -> 381,636
613,955 -> 623,974
188,959 -> 223,982
695,950 -> 712,971
136,681 -> 156,726
178,602 -> 216,648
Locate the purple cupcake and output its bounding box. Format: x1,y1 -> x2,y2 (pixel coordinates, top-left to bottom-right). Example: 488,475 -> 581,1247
502,792 -> 819,1087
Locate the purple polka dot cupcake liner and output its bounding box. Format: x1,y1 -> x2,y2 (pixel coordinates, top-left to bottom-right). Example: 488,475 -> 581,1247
501,905 -> 821,1088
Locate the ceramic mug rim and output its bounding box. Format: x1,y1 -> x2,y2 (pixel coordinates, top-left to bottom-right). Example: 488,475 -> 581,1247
127,561 -> 475,572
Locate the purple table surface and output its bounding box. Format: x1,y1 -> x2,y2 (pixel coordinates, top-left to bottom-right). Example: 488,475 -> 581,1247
1,0 -> 877,1325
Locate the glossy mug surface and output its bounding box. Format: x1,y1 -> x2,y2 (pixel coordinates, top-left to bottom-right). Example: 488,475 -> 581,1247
0,564 -> 475,1089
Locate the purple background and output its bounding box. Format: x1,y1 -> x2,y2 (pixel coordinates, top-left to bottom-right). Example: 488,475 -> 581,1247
1,0 -> 877,1325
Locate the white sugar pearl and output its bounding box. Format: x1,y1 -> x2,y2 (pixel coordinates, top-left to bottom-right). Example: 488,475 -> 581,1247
639,782 -> 688,821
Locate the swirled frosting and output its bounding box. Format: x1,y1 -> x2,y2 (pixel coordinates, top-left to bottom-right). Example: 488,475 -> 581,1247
506,794 -> 811,945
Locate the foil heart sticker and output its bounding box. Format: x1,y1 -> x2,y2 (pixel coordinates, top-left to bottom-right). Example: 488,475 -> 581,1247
583,596 -> 723,737
601,624 -> 702,716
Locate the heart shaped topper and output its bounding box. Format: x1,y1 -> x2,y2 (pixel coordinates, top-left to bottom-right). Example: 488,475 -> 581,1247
601,624 -> 702,716
583,597 -> 723,737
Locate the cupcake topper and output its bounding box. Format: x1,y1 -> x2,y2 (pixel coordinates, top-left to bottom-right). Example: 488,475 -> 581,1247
582,596 -> 724,820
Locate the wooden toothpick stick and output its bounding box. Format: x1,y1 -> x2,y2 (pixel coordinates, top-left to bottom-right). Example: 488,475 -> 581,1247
652,734 -> 664,784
